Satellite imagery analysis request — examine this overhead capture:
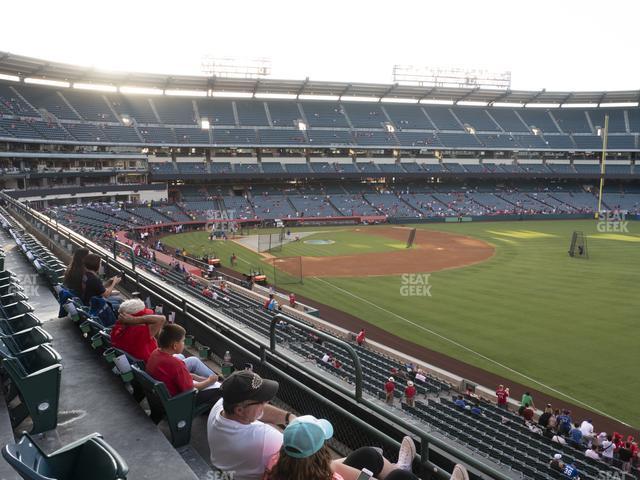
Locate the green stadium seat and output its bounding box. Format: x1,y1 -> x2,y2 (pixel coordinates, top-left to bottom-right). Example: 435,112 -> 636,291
1,301 -> 34,320
0,313 -> 43,336
1,291 -> 29,306
1,344 -> 62,433
130,364 -> 210,447
2,431 -> 129,480
0,326 -> 52,356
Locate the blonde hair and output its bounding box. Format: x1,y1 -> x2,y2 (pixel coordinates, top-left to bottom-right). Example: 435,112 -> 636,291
265,444 -> 333,480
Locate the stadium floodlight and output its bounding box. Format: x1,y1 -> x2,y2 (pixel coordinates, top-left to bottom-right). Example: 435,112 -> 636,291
525,103 -> 560,108
211,91 -> 253,98
201,119 -> 210,130
73,83 -> 117,92
380,97 -> 419,104
25,78 -> 70,88
0,73 -> 20,82
419,99 -> 454,105
561,103 -> 598,108
340,96 -> 381,102
599,102 -> 639,108
457,101 -> 489,107
298,94 -> 340,101
491,102 -> 524,108
166,89 -> 207,97
120,86 -> 163,95
254,93 -> 297,100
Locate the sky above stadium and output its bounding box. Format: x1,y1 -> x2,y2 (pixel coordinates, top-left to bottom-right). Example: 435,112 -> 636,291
1,0 -> 638,92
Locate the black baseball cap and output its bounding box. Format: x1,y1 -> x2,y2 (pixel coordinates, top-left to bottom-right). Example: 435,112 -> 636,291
221,371 -> 279,404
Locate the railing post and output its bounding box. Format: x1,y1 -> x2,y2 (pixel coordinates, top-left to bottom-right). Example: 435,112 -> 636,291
270,313 -> 363,401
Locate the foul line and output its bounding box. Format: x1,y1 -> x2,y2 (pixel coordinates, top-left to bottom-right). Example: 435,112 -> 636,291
312,276 -> 632,427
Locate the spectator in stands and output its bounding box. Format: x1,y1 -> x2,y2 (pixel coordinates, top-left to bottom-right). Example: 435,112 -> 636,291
404,381 -> 416,408
495,385 -> 509,410
384,377 -> 395,405
618,441 -> 634,473
538,404 -> 553,428
146,324 -> 220,408
552,432 -> 567,446
111,299 -> 164,362
562,461 -> 581,479
557,410 -> 573,435
470,400 -> 483,416
549,453 -> 564,472
207,371 -> 293,480
584,447 -> 600,460
520,391 -> 535,410
263,415 -> 429,480
81,253 -> 122,307
579,419 -> 595,446
454,395 -> 467,409
569,423 -> 584,447
62,247 -> 89,295
356,328 -> 366,346
521,404 -> 535,422
600,435 -> 615,463
289,292 -> 296,308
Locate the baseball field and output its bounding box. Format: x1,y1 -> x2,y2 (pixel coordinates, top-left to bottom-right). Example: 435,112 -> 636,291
161,220 -> 640,428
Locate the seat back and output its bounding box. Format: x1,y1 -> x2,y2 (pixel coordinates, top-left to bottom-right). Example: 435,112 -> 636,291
1,312 -> 42,335
17,344 -> 63,375
71,437 -> 129,480
130,364 -> 169,422
0,300 -> 34,319
1,432 -> 54,480
8,326 -> 52,351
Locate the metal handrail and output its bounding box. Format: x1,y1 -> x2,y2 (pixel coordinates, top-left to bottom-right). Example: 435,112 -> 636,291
269,313 -> 363,400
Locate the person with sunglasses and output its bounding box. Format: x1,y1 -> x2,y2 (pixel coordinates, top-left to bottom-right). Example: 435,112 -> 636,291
207,371 -> 295,480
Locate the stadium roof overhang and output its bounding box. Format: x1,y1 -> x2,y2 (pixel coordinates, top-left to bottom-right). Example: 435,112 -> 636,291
1,50 -> 639,106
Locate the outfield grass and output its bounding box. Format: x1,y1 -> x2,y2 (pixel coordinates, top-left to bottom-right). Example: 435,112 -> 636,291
161,221 -> 640,427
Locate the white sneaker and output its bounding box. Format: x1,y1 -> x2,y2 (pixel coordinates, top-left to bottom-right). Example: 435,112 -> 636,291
395,436 -> 416,471
450,464 -> 469,480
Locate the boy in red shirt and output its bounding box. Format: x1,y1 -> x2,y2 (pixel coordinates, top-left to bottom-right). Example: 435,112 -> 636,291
496,384 -> 510,410
146,324 -> 221,408
356,328 -> 366,346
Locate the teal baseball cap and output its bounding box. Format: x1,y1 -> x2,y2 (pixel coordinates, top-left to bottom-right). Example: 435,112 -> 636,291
283,415 -> 334,459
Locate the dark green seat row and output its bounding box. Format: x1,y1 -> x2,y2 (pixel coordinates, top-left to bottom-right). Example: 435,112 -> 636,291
2,431 -> 128,480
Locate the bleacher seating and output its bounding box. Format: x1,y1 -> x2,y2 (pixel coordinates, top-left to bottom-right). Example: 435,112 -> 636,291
424,106 -> 463,130
383,104 -> 433,130
455,107 -> 500,132
342,103 -> 387,128
302,102 -> 349,128
235,100 -> 269,126
16,84 -> 80,120
152,97 -> 197,125
107,94 -> 158,124
267,101 -> 302,127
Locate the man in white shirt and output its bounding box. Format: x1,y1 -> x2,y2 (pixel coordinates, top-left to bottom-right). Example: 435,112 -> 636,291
580,419 -> 595,446
207,371 -> 296,480
600,435 -> 615,463
584,448 -> 600,460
